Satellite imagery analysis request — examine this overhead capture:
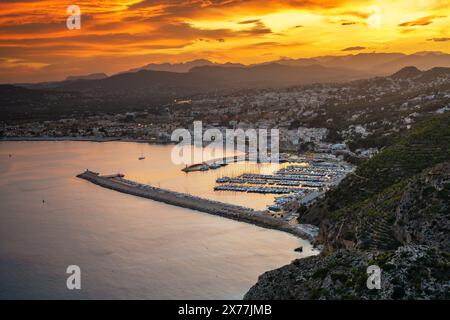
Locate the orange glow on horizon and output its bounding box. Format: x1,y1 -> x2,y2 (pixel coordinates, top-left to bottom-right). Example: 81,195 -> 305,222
0,0 -> 449,83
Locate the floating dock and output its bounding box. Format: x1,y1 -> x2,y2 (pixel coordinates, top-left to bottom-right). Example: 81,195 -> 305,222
76,170 -> 317,240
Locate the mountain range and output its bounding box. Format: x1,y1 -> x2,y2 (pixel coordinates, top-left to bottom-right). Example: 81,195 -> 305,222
65,73 -> 108,81
16,51 -> 450,94
271,51 -> 450,75
125,59 -> 244,73
22,63 -> 367,94
123,51 -> 450,77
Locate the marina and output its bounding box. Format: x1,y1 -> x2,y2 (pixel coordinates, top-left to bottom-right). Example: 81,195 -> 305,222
1,141 -> 318,299
181,153 -> 286,172
213,161 -> 353,211
214,184 -> 308,194
77,169 -> 319,239
181,154 -> 245,172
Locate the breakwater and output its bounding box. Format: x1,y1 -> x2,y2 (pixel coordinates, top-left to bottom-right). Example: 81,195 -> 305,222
76,170 -> 317,239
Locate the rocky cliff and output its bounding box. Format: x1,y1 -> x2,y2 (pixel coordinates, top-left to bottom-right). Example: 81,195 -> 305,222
244,244 -> 449,299
245,113 -> 450,300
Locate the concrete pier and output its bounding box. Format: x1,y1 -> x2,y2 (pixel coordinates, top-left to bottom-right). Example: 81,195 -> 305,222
76,170 -> 316,240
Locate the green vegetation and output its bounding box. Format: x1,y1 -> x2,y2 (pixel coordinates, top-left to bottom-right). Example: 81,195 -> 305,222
312,268 -> 329,279
246,111 -> 450,300
369,251 -> 395,268
304,112 -> 450,222
296,205 -> 308,215
309,288 -> 327,299
337,113 -> 448,207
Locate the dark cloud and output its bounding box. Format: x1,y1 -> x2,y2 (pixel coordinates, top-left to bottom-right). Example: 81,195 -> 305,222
341,46 -> 366,51
0,14 -> 95,35
399,28 -> 418,34
427,37 -> 450,42
0,22 -> 65,34
238,19 -> 261,24
398,15 -> 445,27
341,21 -> 358,26
339,10 -> 370,19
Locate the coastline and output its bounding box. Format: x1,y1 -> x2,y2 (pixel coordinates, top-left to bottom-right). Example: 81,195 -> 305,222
0,136 -> 173,144
1,140 -> 319,299
77,170 -> 318,241
2,138 -> 318,241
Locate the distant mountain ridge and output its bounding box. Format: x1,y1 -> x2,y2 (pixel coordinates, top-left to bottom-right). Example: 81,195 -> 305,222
122,51 -> 450,77
188,63 -> 366,84
16,63 -> 450,101
272,51 -> 450,75
30,62 -> 368,96
65,73 -> 108,81
126,59 -> 244,73
390,66 -> 450,82
9,51 -> 450,89
390,66 -> 423,79
271,52 -> 405,72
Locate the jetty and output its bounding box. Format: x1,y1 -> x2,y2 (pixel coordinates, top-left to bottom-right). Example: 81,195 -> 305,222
181,153 -> 284,172
76,170 -> 317,239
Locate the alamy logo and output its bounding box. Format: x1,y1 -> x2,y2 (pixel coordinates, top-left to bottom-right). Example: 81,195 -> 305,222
66,5 -> 81,30
366,265 -> 381,290
66,265 -> 81,290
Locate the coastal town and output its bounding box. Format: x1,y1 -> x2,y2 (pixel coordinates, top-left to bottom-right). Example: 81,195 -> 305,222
75,149 -> 353,241
2,0 -> 450,303
214,156 -> 353,214
3,66 -> 449,165
77,169 -> 321,239
2,66 -> 449,237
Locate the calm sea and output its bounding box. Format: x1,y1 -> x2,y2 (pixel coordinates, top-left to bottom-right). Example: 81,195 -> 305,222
0,141 -> 316,299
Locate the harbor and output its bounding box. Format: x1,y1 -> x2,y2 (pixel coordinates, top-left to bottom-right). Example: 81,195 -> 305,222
213,160 -> 353,212
74,150 -> 352,240
2,140 -> 319,299
181,154 -> 247,172
181,153 -> 288,172
77,170 -> 319,239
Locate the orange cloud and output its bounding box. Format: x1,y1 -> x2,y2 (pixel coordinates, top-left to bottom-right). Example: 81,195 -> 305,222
0,0 -> 449,83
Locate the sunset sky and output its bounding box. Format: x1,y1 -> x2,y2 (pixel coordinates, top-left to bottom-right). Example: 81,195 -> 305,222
0,0 -> 449,83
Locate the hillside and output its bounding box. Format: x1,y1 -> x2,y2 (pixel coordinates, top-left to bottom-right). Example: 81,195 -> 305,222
65,73 -> 108,81
301,112 -> 450,225
126,59 -> 244,73
3,64 -> 450,135
274,52 -> 450,75
39,63 -> 366,95
322,161 -> 449,252
374,52 -> 450,74
245,113 -> 450,300
244,243 -> 450,300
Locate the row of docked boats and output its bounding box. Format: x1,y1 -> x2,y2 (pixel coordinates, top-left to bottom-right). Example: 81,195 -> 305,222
240,173 -> 328,182
216,176 -> 323,188
213,161 -> 354,211
182,161 -> 227,172
214,184 -> 303,194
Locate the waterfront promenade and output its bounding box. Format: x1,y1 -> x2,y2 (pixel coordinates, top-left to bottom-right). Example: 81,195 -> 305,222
77,170 -> 317,239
